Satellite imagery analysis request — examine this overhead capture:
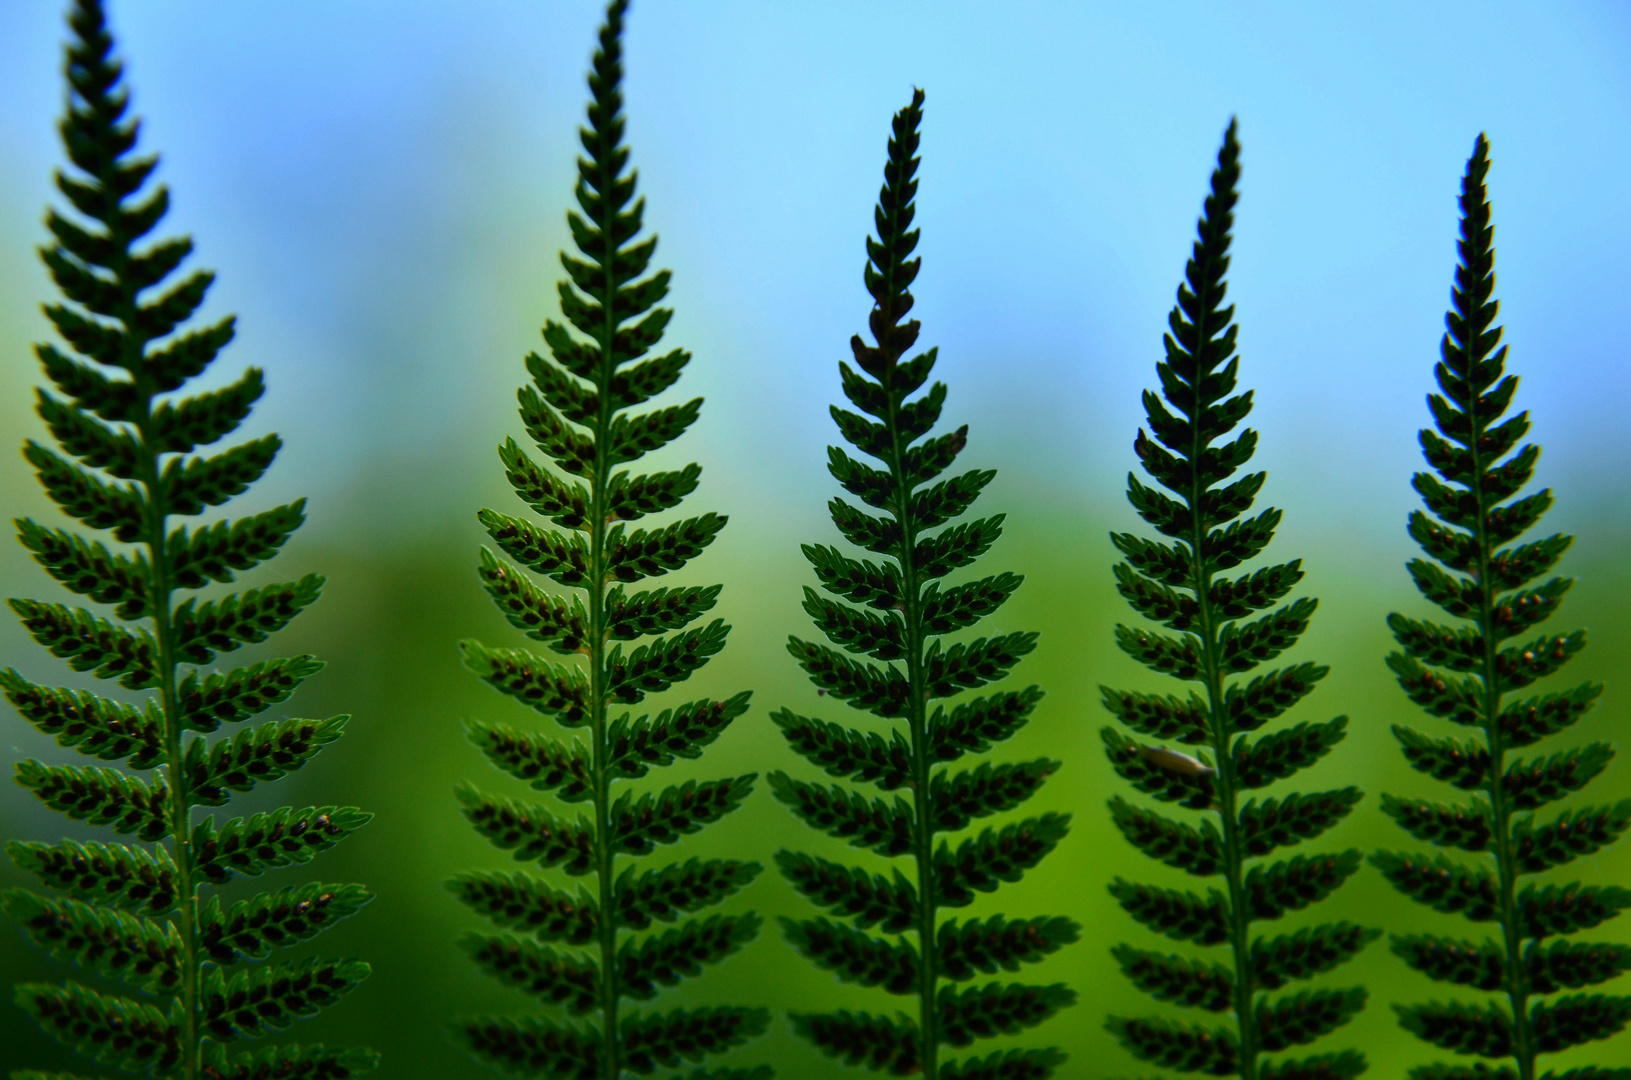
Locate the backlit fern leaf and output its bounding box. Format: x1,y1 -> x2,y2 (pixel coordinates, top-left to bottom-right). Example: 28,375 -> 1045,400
773,88 -> 1078,1080
1101,120 -> 1374,1080
1374,135 -> 1630,1080
3,3 -> 375,1078
448,4 -> 768,1078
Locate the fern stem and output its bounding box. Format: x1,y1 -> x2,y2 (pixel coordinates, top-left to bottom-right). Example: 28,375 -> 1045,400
890,323 -> 938,1080
142,461 -> 199,1080
1468,328 -> 1533,1080
589,11 -> 625,1070
126,224 -> 200,1080
1184,280 -> 1257,1080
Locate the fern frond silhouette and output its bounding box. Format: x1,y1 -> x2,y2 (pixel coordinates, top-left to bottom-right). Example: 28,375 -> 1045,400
447,4 -> 769,1079
1374,135 -> 1630,1080
1100,120 -> 1374,1080
3,3 -> 376,1079
771,88 -> 1077,1080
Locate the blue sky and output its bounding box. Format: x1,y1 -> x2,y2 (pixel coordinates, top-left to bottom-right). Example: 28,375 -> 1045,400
0,1 -> 1627,568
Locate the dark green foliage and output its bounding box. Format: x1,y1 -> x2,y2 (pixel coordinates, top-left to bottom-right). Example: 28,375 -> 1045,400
449,5 -> 765,1078
4,3 -> 374,1077
774,88 -> 1075,1080
1101,121 -> 1372,1079
1375,136 -> 1629,1080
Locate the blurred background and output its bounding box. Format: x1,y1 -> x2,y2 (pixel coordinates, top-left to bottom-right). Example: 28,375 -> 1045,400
2,1 -> 1629,1076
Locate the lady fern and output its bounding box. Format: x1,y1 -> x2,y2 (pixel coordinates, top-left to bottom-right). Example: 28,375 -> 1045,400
1101,121 -> 1375,1080
1373,136 -> 1631,1080
3,2 -> 376,1078
770,88 -> 1077,1080
446,4 -> 769,1079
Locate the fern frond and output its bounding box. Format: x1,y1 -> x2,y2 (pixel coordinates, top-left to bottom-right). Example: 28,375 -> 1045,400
4,4 -> 372,1077
448,5 -> 764,1078
1376,134 -> 1629,1080
1100,119 -> 1372,1079
774,87 -> 1075,1080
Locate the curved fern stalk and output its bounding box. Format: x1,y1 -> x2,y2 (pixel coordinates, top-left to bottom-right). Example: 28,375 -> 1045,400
1373,135 -> 1631,1080
3,3 -> 377,1079
1100,120 -> 1376,1080
447,4 -> 769,1080
771,88 -> 1078,1080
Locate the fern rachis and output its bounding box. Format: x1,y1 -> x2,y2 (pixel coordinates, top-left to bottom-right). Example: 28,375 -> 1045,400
1101,120 -> 1375,1080
1375,134 -> 1631,1080
772,87 -> 1078,1080
447,4 -> 770,1079
4,2 -> 376,1078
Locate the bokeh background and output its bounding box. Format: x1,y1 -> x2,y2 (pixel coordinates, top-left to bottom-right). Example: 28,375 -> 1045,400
2,1 -> 1629,1076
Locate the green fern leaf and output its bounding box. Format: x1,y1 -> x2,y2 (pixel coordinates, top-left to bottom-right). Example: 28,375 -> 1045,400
196,1041 -> 380,1080
199,957 -> 370,1041
15,760 -> 170,840
1107,1014 -> 1239,1074
789,1010 -> 921,1075
3,890 -> 182,992
176,655 -> 324,732
193,806 -> 372,884
618,1007 -> 771,1074
448,6 -> 764,1077
1384,144 -> 1631,1060
1100,120 -> 1373,1080
1112,945 -> 1234,1011
198,881 -> 372,964
2,670 -> 163,768
7,838 -> 178,915
612,859 -> 761,931
1391,935 -> 1505,990
446,870 -> 598,945
1109,878 -> 1230,946
1252,924 -> 1380,990
616,914 -> 762,997
783,916 -> 919,993
783,139 -> 1086,1061
776,851 -> 918,934
460,932 -> 600,1014
453,1014 -> 598,1079
14,981 -> 179,1074
1256,988 -> 1367,1050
